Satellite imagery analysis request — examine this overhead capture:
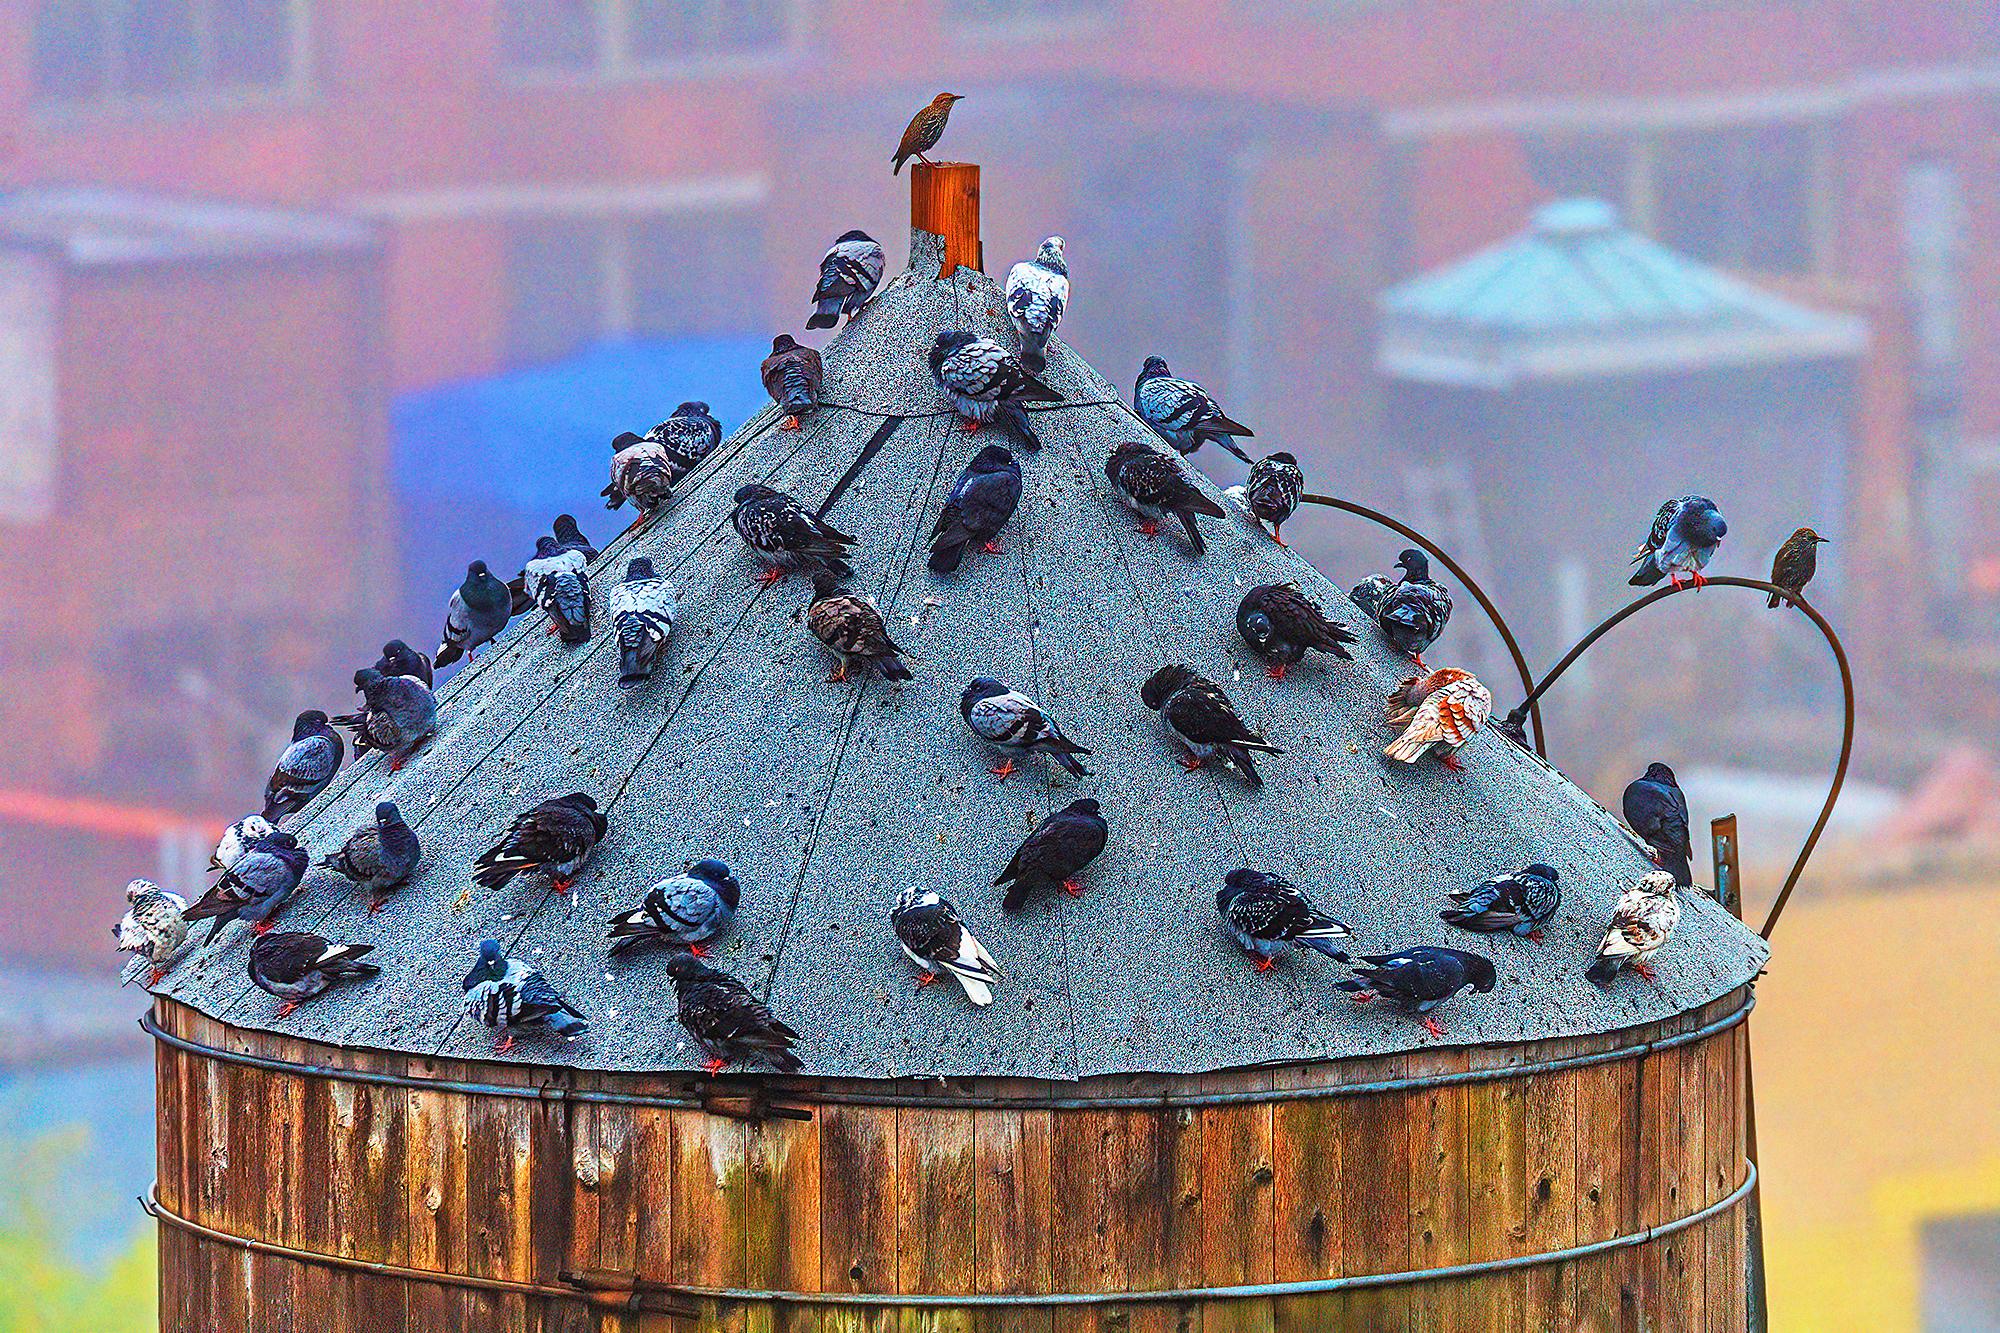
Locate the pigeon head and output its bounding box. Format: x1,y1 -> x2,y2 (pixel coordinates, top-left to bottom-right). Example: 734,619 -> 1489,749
466,560 -> 490,578
672,400 -> 714,419
1523,863 -> 1559,882
1642,761 -> 1678,786
353,667 -> 385,693
1239,609 -> 1275,648
1638,870 -> 1679,897
126,877 -> 160,904
733,483 -> 778,506
1140,664 -> 1199,711
611,431 -> 645,451
1064,798 -> 1101,818
810,570 -> 842,599
558,792 -> 600,813
1683,502 -> 1727,543
688,858 -> 738,896
969,444 -> 1016,473
535,535 -> 559,557
664,952 -> 719,986
553,513 -> 586,537
1138,355 -> 1170,381
929,330 -> 978,372
464,939 -> 507,988
1461,952 -> 1499,994
894,884 -> 940,913
1106,440 -> 1155,473
959,678 -> 1009,717
771,334 -> 799,354
261,830 -> 300,851
1036,235 -> 1068,273
375,801 -> 401,824
381,639 -> 421,668
1217,867 -> 1260,908
1394,549 -> 1431,582
624,558 -> 657,581
833,230 -> 873,245
292,710 -> 330,738
1266,451 -> 1297,465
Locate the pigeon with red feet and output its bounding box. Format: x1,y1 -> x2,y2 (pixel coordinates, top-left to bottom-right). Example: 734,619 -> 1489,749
1237,583 -> 1356,679
522,535 -> 592,644
1141,664 -> 1282,785
433,561 -> 512,670
1587,871 -> 1682,985
929,444 -> 1022,574
1622,762 -> 1693,887
994,798 -> 1108,912
607,860 -> 740,957
1216,869 -> 1351,971
731,483 -> 854,584
113,879 -> 188,985
648,402 -> 723,483
892,886 -> 1004,1006
463,938 -> 589,1051
665,954 -> 802,1074
250,930 -> 378,1017
1441,864 -> 1561,939
930,331 -> 1061,452
762,334 -> 823,431
1351,549 -> 1451,665
1629,495 -> 1726,589
261,711 -> 343,821
807,231 -> 885,330
319,801 -> 421,914
1105,441 -> 1227,555
184,830 -> 307,942
806,573 -> 911,683
1237,451 -> 1303,544
1335,946 -> 1497,1037
1384,667 -> 1491,771
611,558 -> 678,688
1004,236 -> 1069,373
603,431 -> 676,528
332,668 -> 437,772
1133,356 -> 1254,463
472,793 -> 607,895
960,678 -> 1092,779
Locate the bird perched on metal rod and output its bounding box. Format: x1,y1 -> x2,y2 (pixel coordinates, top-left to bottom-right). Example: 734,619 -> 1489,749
522,535 -> 592,644
1441,864 -> 1561,940
319,801 -> 422,914
994,798 -> 1107,912
610,557 -> 677,688
1621,762 -> 1693,887
1005,236 -> 1069,373
184,830 -> 307,942
1141,664 -> 1283,785
1586,870 -> 1681,984
807,231 -> 885,330
1105,440 -> 1227,555
930,331 -> 1061,452
1335,947 -> 1497,1038
1133,356 -> 1254,463
1383,667 -> 1491,771
261,711 -> 343,821
434,560 -> 512,670
665,954 -> 802,1074
893,92 -> 963,175
732,483 -> 855,587
114,879 -> 188,986
472,793 -> 608,895
1215,869 -> 1351,972
1351,549 -> 1451,667
1630,495 -> 1727,589
892,886 -> 1004,1006
960,677 -> 1092,779
1236,451 -> 1303,546
1237,583 -> 1356,680
463,939 -> 589,1053
762,334 -> 823,432
929,444 -> 1022,573
1767,526 -> 1828,608
806,573 -> 912,683
607,860 -> 740,957
332,668 -> 438,773
249,931 -> 379,1019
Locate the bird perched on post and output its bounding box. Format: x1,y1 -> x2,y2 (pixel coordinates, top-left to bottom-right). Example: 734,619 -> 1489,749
1141,664 -> 1283,785
960,677 -> 1092,779
929,444 -> 1022,573
807,231 -> 885,330
603,431 -> 676,530
893,92 -> 963,174
1586,870 -> 1681,984
463,939 -> 589,1053
249,931 -> 379,1019
320,801 -> 422,914
522,535 -> 592,644
929,331 -> 1061,452
1384,667 -> 1492,771
374,640 -> 433,689
664,954 -> 802,1074
1105,440 -> 1228,555
210,814 -> 275,873
806,572 -> 912,683
1350,550 -> 1451,667
1005,236 -> 1069,373
1621,762 -> 1692,887
333,668 -> 438,773
1236,451 -> 1303,546
994,798 -> 1107,912
1215,869 -> 1351,972
610,558 -> 677,689
184,830 -> 307,942
1768,526 -> 1828,608
261,711 -> 344,821
472,793 -> 608,895
762,334 -> 823,432
1335,947 -> 1497,1038
1133,356 -> 1255,463
114,879 -> 188,986
1237,583 -> 1356,680
552,513 -> 600,560
607,860 -> 741,957
732,483 -> 856,586
892,886 -> 1004,1006
1441,864 -> 1561,939
434,560 -> 513,670
1630,495 -> 1727,589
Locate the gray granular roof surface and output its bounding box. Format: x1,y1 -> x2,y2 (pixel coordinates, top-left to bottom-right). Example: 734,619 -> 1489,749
158,231 -> 1767,1079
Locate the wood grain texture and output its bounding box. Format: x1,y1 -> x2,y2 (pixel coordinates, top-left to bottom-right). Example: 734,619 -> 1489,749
909,162 -> 982,276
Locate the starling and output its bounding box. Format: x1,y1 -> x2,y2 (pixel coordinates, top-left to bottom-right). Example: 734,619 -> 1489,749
1133,356 -> 1254,463
1351,549 -> 1451,666
929,444 -> 1022,573
732,483 -> 856,585
1767,526 -> 1828,608
1335,947 -> 1497,1038
1004,236 -> 1069,373
1215,869 -> 1351,971
807,231 -> 886,330
610,557 -> 678,688
1239,451 -> 1303,545
1630,495 -> 1727,589
210,814 -> 275,873
1384,668 -> 1492,771
113,879 -> 188,986
472,793 -> 608,894
184,830 -> 307,942
522,535 -> 592,644
891,886 -> 1004,1006
762,334 -> 824,431
1105,440 -> 1227,555
929,331 -> 1061,452
375,640 -> 434,689
960,677 -> 1092,779
893,92 -> 964,175
261,711 -> 343,821
1140,663 -> 1283,785
1622,762 -> 1693,887
1237,583 -> 1357,680
332,668 -> 438,773
805,572 -> 912,683
602,431 -> 676,528
1586,871 -> 1682,984
665,954 -> 802,1073
607,860 -> 741,956
463,939 -> 589,1052
320,800 -> 422,914
1441,864 -> 1561,939
434,560 -> 513,669
248,931 -> 379,1019
994,798 -> 1108,912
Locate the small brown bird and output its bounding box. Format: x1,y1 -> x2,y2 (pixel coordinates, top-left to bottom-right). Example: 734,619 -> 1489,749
805,572 -> 912,683
1767,526 -> 1828,609
893,92 -> 964,175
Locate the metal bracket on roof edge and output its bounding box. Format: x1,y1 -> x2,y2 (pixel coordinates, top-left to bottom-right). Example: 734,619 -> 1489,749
697,1084 -> 814,1123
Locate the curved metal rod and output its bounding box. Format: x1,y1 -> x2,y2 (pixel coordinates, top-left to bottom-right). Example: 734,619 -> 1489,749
1298,493 -> 1547,757
1500,575 -> 1853,942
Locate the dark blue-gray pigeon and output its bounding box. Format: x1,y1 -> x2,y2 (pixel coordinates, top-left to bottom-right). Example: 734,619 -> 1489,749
433,560 -> 511,670
1335,946 -> 1497,1037
472,793 -> 607,893
664,954 -> 802,1073
249,930 -> 378,1017
183,830 -> 307,942
1622,762 -> 1693,886
1630,495 -> 1727,589
551,513 -> 599,561
1105,440 -> 1226,555
1442,864 -> 1561,939
1350,549 -> 1451,666
731,483 -> 854,585
332,668 -> 437,772
649,402 -> 723,482
1216,869 -> 1351,971
994,798 -> 1107,913
607,859 -> 741,956
374,640 -> 433,689
929,444 -> 1022,573
261,711 -> 343,820
320,800 -> 422,913
1133,355 -> 1253,463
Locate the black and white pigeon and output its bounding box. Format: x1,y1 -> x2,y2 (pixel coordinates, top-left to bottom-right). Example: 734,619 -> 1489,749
261,711 -> 343,821
374,640 -> 434,689
1104,440 -> 1227,555
1335,946 -> 1498,1037
647,402 -> 723,482
1630,495 -> 1727,590
665,954 -> 803,1074
731,483 -> 855,586
1215,869 -> 1351,971
1350,549 -> 1451,666
1133,356 -> 1254,463
472,793 -> 608,894
892,886 -> 1003,1006
332,668 -> 438,772
805,572 -> 912,683
248,931 -> 379,1018
610,557 -> 678,688
994,798 -> 1107,912
1622,762 -> 1693,887
434,560 -> 513,670
319,800 -> 422,914
209,814 -> 275,872
463,938 -> 589,1053
928,444 -> 1023,573
763,334 -> 824,431
607,859 -> 740,956
552,513 -> 600,561
1237,451 -> 1303,546
959,677 -> 1091,779
1140,664 -> 1283,784
1004,235 -> 1069,373
806,230 -> 885,330
1441,864 -> 1562,939
1587,871 -> 1682,984
603,431 -> 676,529
1237,583 -> 1357,680
183,830 -> 307,942
929,330 -> 1061,452
113,879 -> 188,985
523,535 -> 592,644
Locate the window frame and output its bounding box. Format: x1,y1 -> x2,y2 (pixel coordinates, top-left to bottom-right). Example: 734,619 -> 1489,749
29,0 -> 313,120
498,0 -> 808,87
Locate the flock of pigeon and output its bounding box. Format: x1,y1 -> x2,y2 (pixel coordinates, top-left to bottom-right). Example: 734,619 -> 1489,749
112,95 -> 1825,1069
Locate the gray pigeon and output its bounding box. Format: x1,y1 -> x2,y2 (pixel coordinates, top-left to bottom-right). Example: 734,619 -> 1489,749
374,640 -> 434,689
606,860 -> 741,956
261,711 -> 343,821
807,231 -> 885,329
1216,869 -> 1351,970
648,402 -> 723,482
610,558 -> 678,688
248,931 -> 379,1017
209,814 -> 275,872
523,536 -> 592,644
1134,356 -> 1253,463
1630,495 -> 1727,589
332,668 -> 437,772
959,677 -> 1092,778
1238,451 -> 1303,546
929,330 -> 1060,452
434,560 -> 512,670
113,879 -> 188,985
320,801 -> 422,913
1004,236 -> 1068,373
462,938 -> 589,1052
183,830 -> 308,942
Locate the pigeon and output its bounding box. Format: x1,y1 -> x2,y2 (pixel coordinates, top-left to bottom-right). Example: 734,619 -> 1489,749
261,711 -> 343,821
1133,356 -> 1254,463
731,483 -> 855,586
994,798 -> 1107,912
248,931 -> 379,1019
1384,668 -> 1492,771
664,954 -> 802,1074
892,886 -> 1003,1006
603,432 -> 676,528
1622,762 -> 1693,887
472,793 -> 608,894
893,91 -> 963,174
807,231 -> 885,329
1004,236 -> 1069,373
805,572 -> 912,683
1351,549 -> 1451,666
610,558 -> 678,688
762,334 -> 823,431
113,879 -> 188,985
1335,947 -> 1498,1037
319,801 -> 422,914
648,402 -> 723,482
929,331 -> 1061,452
1768,526 -> 1828,609
1237,583 -> 1357,680
928,444 -> 1023,573
522,536 -> 592,644
332,668 -> 438,772
606,860 -> 740,956
1215,869 -> 1351,971
1140,664 -> 1282,784
959,677 -> 1092,779
1587,871 -> 1682,984
183,830 -> 307,942
374,640 -> 434,690
552,513 -> 600,561
209,814 -> 275,873
1441,864 -> 1562,939
434,560 -> 513,670
1104,440 -> 1228,554
1630,495 -> 1727,589
1237,451 -> 1304,545
462,939 -> 589,1053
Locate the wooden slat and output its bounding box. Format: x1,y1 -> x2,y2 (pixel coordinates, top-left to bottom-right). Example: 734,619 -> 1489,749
1327,1055 -> 1410,1331
1197,1070 -> 1276,1333
972,1098 -> 1054,1333
1572,1029 -> 1639,1324
1467,1044 -> 1528,1333
1521,1064 -> 1580,1333
820,1103 -> 898,1333
671,1110 -> 750,1333
1047,1102 -> 1113,1333
745,1109 -> 821,1333
1708,1022 -> 1747,1333
1403,1046 -> 1472,1333
1116,1097 -> 1199,1333
897,1106 -> 977,1333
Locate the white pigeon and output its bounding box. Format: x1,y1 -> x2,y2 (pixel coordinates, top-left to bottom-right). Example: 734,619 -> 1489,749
891,886 -> 1003,1007
113,879 -> 189,985
210,814 -> 275,873
1004,235 -> 1069,373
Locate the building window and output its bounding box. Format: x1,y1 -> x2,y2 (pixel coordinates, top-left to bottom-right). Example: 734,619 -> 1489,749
499,0 -> 796,76
1902,160 -> 1966,377
31,0 -> 306,108
946,0 -> 1106,22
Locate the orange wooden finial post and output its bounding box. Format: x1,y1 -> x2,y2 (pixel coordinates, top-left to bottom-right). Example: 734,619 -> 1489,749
910,161 -> 981,277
